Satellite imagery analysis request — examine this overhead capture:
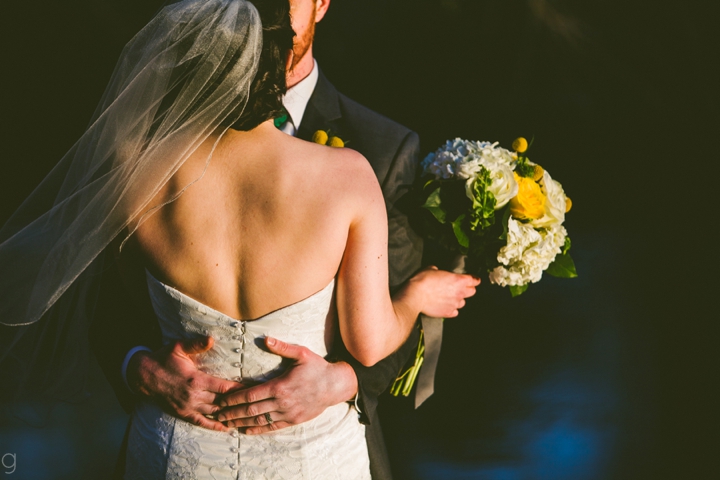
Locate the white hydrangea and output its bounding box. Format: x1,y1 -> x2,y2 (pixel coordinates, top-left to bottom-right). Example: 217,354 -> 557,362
422,138 -> 518,208
488,218 -> 567,287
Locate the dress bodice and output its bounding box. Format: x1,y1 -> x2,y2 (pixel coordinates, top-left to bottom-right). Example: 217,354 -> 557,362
124,271 -> 370,480
146,270 -> 335,384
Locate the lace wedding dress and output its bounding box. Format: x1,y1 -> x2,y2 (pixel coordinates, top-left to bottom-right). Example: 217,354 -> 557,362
124,271 -> 371,480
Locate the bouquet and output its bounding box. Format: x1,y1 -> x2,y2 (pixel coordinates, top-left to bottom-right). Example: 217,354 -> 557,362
391,137 -> 576,397
418,136 -> 576,295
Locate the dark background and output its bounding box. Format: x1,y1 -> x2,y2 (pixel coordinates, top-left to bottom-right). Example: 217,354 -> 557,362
1,0 -> 717,479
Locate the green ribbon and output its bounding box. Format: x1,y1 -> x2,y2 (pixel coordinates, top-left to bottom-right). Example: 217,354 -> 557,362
273,113 -> 288,129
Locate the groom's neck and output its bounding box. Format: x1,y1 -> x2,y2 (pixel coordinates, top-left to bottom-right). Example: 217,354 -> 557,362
287,49 -> 315,89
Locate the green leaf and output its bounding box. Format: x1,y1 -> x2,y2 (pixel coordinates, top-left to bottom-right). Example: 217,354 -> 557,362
499,207 -> 512,241
509,284 -> 529,297
562,236 -> 572,255
451,214 -> 469,248
546,253 -> 578,278
422,188 -> 446,223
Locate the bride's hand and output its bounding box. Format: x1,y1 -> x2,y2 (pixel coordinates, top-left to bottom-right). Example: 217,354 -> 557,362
398,266 -> 480,318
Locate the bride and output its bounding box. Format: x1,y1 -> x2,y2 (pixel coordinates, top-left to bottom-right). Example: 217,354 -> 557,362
0,0 -> 478,478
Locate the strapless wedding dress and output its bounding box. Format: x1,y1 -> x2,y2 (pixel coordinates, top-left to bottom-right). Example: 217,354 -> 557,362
124,271 -> 371,480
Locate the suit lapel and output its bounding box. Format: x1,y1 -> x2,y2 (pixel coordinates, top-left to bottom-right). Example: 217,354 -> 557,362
297,69 -> 342,142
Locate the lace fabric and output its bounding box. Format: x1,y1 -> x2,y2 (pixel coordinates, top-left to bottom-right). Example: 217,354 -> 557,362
124,272 -> 371,479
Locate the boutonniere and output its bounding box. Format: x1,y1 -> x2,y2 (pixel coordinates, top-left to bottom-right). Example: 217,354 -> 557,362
312,129 -> 346,148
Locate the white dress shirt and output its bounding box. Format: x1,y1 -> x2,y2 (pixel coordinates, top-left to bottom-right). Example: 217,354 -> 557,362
279,59 -> 319,136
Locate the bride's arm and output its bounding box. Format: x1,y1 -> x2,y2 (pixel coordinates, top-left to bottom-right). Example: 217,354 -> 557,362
337,159 -> 479,367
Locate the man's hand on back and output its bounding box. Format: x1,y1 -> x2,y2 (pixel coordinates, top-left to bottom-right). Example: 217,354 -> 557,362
216,337 -> 358,435
126,336 -> 243,433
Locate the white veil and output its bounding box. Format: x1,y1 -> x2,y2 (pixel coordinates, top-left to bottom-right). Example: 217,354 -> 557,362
0,0 -> 263,399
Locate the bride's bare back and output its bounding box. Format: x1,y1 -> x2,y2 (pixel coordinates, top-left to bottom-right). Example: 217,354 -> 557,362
120,119 -> 475,366
130,121 -> 369,321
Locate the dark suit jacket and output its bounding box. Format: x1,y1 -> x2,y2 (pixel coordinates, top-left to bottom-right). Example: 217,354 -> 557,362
90,69 -> 423,480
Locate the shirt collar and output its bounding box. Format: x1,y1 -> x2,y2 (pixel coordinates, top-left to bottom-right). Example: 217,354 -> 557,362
282,59 -> 319,129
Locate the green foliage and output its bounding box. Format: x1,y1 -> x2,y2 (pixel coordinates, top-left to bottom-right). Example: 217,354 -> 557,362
562,236 -> 572,255
510,284 -> 529,297
451,214 -> 469,250
515,157 -> 535,178
499,207 -> 511,241
546,252 -> 578,278
468,168 -> 497,231
422,187 -> 446,223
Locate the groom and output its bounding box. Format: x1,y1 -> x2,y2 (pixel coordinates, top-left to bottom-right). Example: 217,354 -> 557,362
91,1 -> 423,478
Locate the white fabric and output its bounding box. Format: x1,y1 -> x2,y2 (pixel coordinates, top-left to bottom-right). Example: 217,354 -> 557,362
124,271 -> 371,479
280,59 -> 319,136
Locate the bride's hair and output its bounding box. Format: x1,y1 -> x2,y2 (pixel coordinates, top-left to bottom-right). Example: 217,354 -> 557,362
231,0 -> 294,130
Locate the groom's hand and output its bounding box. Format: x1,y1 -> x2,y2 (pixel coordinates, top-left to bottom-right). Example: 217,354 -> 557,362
216,337 -> 358,435
126,336 -> 244,433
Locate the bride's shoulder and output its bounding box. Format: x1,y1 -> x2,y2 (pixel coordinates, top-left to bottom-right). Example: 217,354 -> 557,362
306,141 -> 379,193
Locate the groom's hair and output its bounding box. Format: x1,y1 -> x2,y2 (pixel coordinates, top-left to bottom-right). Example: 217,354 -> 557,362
231,0 -> 295,131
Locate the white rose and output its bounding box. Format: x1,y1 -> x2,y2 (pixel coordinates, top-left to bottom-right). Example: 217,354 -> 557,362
486,162 -> 518,209
531,170 -> 567,228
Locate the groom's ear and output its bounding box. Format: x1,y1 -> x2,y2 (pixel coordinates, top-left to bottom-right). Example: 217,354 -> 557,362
314,0 -> 331,23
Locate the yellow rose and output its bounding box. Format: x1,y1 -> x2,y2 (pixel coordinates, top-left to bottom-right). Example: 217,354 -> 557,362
328,136 -> 345,148
512,137 -> 528,153
509,173 -> 546,220
312,130 -> 329,145
565,197 -> 572,213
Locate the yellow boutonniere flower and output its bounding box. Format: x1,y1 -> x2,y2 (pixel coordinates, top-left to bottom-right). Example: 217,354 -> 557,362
312,130 -> 329,145
312,130 -> 345,148
328,136 -> 344,148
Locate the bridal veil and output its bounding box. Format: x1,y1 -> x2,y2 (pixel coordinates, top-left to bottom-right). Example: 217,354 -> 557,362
0,0 -> 262,399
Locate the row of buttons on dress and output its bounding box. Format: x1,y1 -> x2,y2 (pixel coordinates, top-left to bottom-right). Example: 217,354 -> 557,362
230,321 -> 246,383
229,321 -> 245,468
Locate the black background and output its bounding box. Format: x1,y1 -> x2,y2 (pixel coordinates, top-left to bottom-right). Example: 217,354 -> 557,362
1,1 -> 718,479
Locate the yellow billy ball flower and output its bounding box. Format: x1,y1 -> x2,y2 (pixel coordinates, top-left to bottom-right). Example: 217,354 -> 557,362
533,165 -> 545,182
509,173 -> 546,220
328,136 -> 345,148
512,137 -> 528,153
565,197 -> 573,213
312,130 -> 329,145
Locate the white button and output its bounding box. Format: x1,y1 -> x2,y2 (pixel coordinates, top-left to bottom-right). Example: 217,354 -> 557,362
233,376 -> 242,382
234,348 -> 242,353
231,335 -> 241,340
229,463 -> 237,469
230,430 -> 239,438
232,362 -> 241,368
230,447 -> 238,453
230,321 -> 239,328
